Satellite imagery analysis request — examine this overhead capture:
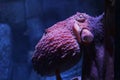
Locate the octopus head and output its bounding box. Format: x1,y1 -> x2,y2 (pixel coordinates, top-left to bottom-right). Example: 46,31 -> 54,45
31,12 -> 101,76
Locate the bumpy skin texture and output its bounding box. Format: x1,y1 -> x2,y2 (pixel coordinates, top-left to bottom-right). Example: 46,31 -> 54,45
32,12 -> 96,76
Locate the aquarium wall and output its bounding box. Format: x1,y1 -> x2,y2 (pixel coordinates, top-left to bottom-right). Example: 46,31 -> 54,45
0,0 -> 104,80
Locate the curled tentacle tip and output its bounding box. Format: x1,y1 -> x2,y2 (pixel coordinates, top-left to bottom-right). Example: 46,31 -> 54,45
73,22 -> 94,44
81,29 -> 94,44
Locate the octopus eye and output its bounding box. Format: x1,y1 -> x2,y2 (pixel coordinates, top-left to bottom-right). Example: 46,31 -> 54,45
79,14 -> 84,18
76,14 -> 86,22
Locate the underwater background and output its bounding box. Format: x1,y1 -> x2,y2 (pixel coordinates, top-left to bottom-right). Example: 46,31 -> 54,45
0,0 -> 104,80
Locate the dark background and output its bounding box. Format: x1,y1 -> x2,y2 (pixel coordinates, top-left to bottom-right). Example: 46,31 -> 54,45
0,0 -> 104,80
116,0 -> 120,79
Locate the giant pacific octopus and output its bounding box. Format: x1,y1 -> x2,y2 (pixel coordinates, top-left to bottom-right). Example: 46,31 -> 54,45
32,12 -> 103,79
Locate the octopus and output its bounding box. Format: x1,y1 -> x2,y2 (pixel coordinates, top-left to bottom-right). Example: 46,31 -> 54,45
32,12 -> 95,78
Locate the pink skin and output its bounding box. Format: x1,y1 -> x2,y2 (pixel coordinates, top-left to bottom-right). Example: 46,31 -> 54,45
81,29 -> 94,44
32,12 -> 95,80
